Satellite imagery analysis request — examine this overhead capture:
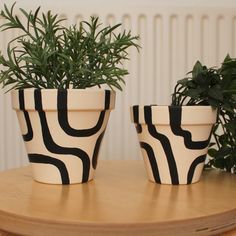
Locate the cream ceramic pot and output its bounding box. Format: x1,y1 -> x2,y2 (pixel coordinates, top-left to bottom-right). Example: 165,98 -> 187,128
131,105 -> 217,185
12,89 -> 115,184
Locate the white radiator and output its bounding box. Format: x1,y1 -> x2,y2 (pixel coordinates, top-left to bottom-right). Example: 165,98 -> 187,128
1,0 -> 236,170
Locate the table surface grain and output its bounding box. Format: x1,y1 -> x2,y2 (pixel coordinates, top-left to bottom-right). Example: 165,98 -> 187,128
0,160 -> 236,236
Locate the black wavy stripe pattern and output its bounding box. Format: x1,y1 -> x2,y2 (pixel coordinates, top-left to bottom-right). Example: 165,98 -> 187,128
187,155 -> 206,184
28,153 -> 70,184
144,106 -> 179,185
169,106 -> 211,149
132,105 -> 139,123
57,90 -> 110,137
140,142 -> 161,183
18,90 -> 33,141
34,89 -> 91,183
92,131 -> 106,169
135,124 -> 142,133
132,105 -> 210,184
133,106 -> 142,133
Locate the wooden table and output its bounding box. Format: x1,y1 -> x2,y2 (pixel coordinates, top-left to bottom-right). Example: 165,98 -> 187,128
0,160 -> 236,236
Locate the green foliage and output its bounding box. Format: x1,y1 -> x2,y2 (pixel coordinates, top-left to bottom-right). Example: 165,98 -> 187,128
171,61 -> 222,107
0,3 -> 140,91
172,55 -> 236,173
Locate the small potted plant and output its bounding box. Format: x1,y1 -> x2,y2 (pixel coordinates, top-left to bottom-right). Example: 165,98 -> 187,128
0,3 -> 140,184
131,61 -> 219,185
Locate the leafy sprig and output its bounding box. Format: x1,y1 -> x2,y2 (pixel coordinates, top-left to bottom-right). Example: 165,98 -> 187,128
171,61 -> 222,107
207,55 -> 236,173
0,3 -> 140,91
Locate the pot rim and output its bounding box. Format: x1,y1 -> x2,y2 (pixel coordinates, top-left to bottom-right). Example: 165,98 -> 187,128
131,104 -> 215,108
11,88 -> 116,111
130,105 -> 217,125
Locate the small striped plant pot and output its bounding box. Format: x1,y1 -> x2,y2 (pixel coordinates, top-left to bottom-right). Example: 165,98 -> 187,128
12,89 -> 115,185
131,105 -> 217,185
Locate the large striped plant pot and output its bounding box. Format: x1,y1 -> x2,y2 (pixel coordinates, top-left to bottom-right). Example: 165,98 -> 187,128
11,89 -> 115,184
131,105 -> 217,185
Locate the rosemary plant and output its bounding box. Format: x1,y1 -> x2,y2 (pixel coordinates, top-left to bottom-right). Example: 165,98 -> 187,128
172,56 -> 236,173
0,3 -> 140,91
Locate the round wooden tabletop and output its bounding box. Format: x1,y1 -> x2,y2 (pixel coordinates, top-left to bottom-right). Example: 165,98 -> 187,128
0,160 -> 236,236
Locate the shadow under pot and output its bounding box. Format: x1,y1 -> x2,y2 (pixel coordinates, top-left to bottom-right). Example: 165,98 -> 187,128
11,89 -> 115,185
131,105 -> 217,185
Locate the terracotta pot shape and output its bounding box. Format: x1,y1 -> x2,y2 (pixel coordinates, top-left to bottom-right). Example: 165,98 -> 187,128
12,89 -> 115,184
131,105 -> 217,185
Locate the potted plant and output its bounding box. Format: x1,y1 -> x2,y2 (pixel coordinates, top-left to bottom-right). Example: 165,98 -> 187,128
131,61 -> 219,185
0,3 -> 140,184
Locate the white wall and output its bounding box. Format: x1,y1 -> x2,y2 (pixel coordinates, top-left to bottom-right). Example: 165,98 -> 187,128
1,0 -> 236,170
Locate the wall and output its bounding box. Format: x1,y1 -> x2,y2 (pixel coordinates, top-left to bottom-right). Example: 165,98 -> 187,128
1,0 -> 236,170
